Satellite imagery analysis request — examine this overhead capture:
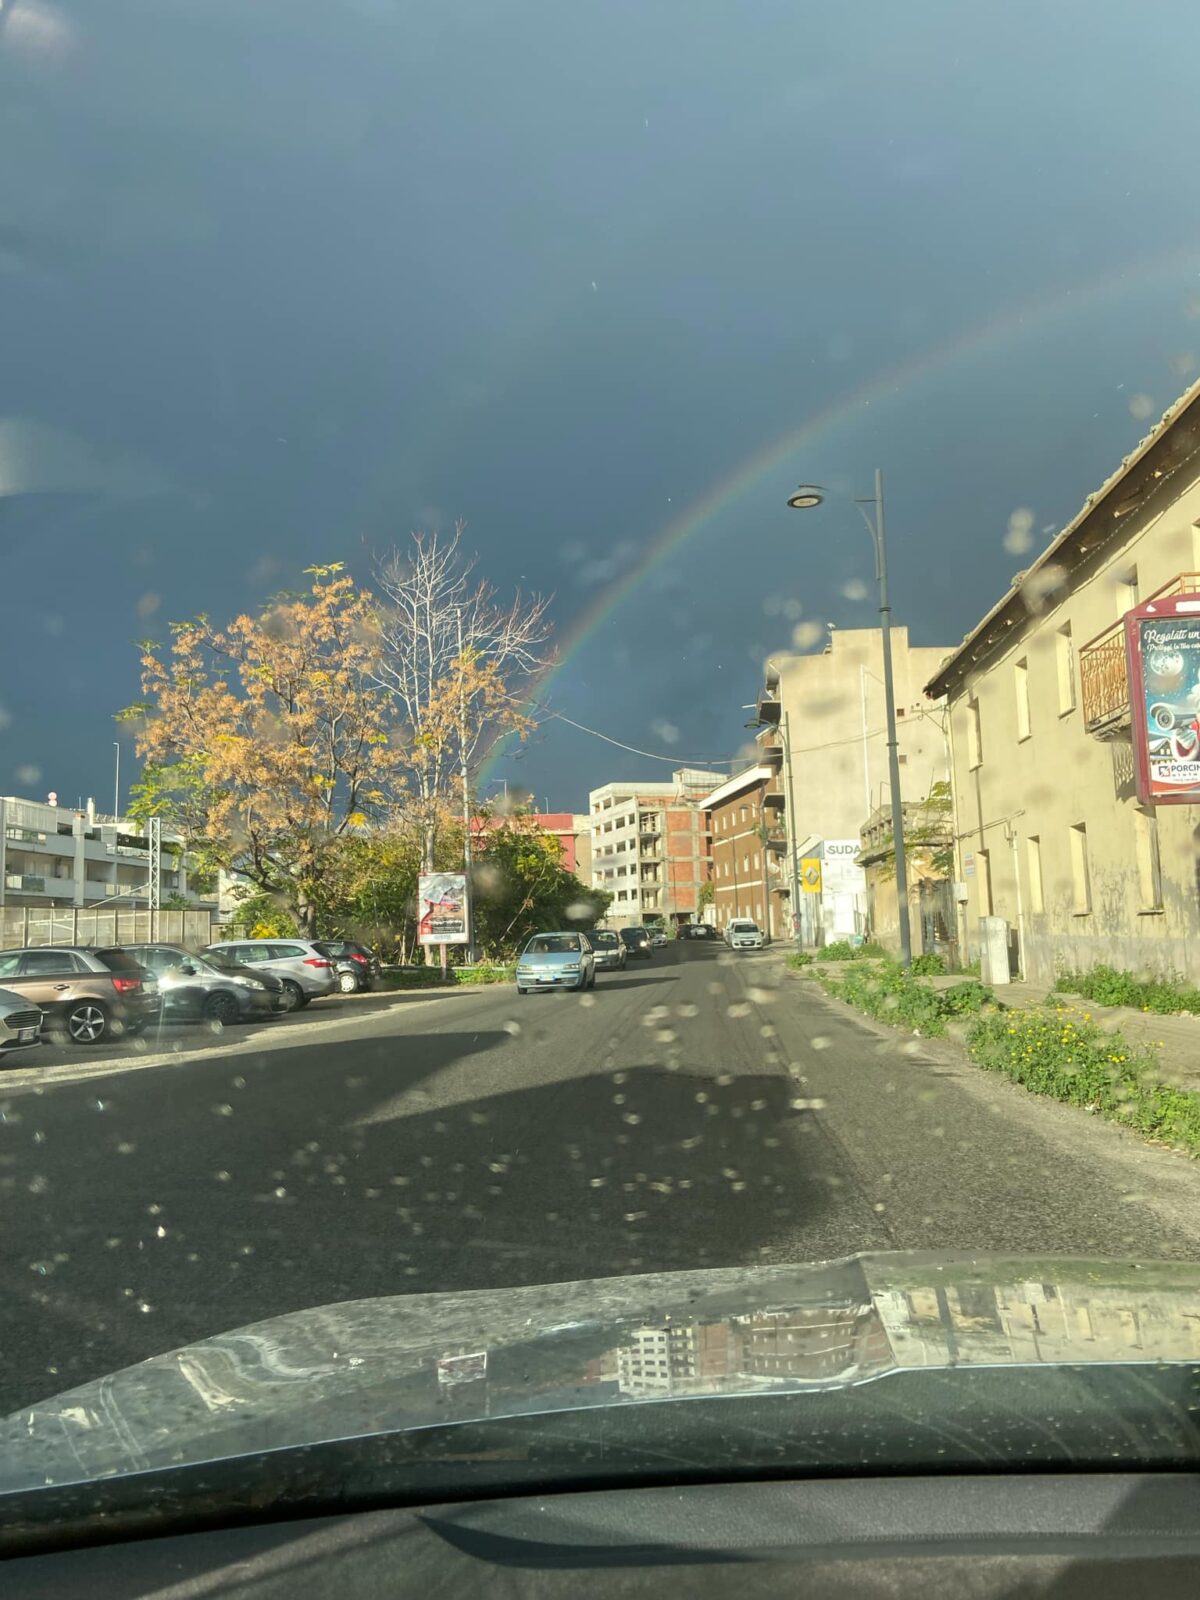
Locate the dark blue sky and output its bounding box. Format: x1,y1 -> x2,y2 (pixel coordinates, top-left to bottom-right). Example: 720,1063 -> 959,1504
2,0 -> 1199,808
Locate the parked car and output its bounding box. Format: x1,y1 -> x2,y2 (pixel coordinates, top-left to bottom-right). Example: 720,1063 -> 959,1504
204,939 -> 337,1011
515,931 -> 596,994
0,946 -> 160,1045
619,927 -> 653,960
724,918 -> 765,950
0,983 -> 43,1062
585,929 -> 626,971
312,940 -> 381,994
124,944 -> 287,1024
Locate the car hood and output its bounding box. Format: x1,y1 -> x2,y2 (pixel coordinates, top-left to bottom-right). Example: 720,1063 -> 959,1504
517,950 -> 582,965
4,1251 -> 1200,1495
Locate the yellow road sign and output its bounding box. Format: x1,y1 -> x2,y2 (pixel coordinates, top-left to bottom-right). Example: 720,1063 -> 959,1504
801,858 -> 822,892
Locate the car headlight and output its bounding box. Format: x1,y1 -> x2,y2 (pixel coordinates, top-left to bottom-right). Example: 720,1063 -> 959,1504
562,962 -> 581,972
235,977 -> 265,991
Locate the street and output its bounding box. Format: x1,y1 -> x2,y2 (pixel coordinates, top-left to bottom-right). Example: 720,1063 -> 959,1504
4,941 -> 1200,1418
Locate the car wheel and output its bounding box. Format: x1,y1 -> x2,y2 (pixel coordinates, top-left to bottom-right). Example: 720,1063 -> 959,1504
203,991 -> 241,1026
65,1001 -> 109,1046
337,970 -> 359,995
279,980 -> 304,1013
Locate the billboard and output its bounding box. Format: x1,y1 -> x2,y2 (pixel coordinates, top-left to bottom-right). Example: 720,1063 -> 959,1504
417,872 -> 469,944
1126,596 -> 1200,805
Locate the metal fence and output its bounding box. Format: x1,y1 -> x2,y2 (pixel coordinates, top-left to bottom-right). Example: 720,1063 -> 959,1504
0,907 -> 218,951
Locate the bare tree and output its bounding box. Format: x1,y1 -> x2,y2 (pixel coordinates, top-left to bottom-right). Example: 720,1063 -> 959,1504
371,525 -> 553,870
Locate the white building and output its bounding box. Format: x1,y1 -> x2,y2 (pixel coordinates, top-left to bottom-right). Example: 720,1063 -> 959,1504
0,794 -> 201,912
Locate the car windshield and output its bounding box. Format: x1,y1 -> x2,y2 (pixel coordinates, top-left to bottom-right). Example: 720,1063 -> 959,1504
7,0 -> 1200,1539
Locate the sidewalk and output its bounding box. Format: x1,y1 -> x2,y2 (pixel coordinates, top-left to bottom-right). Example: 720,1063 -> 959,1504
930,974 -> 1200,1092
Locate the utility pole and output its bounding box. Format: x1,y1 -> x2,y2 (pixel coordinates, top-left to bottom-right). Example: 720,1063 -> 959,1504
781,710 -> 803,943
113,742 -> 121,820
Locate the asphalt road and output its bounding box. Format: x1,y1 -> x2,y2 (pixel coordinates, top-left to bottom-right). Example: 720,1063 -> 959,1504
4,942 -> 1200,1417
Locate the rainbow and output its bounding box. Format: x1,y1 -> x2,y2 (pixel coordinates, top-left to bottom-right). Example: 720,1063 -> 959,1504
482,240 -> 1200,781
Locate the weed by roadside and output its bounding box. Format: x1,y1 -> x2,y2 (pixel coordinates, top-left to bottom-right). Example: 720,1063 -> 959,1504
967,1005 -> 1200,1158
815,959 -> 994,1037
1055,963 -> 1200,1016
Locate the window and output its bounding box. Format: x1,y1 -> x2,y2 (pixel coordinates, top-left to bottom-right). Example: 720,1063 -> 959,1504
1056,624 -> 1075,713
1014,658 -> 1030,740
975,848 -> 992,917
1026,836 -> 1044,915
1134,806 -> 1163,912
1116,565 -> 1139,617
966,698 -> 983,768
19,950 -> 82,975
1069,823 -> 1091,914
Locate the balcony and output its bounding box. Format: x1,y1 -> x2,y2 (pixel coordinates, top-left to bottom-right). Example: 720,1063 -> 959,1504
5,874 -> 46,894
1080,572 -> 1200,737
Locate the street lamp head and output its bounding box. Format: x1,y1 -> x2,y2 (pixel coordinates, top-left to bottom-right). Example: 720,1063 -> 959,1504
787,485 -> 825,510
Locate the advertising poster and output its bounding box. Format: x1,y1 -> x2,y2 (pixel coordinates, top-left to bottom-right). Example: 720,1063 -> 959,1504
1125,597 -> 1200,806
800,858 -> 822,892
417,872 -> 469,944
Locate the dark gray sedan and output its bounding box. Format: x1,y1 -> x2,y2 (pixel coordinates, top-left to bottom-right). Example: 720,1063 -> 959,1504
124,944 -> 287,1024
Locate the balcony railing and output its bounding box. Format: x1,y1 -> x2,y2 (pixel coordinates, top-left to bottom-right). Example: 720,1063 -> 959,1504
5,874 -> 46,894
1080,572 -> 1200,736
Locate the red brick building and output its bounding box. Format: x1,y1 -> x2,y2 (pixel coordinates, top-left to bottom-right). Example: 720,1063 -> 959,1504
698,765 -> 784,938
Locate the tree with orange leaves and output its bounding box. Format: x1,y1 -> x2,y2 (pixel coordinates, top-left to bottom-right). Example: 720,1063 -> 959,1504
121,564 -> 402,936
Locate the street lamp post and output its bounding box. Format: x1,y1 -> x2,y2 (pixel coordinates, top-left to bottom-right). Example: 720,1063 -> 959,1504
788,469 -> 912,967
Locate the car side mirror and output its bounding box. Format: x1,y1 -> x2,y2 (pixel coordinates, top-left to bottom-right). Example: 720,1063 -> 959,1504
180,962 -> 197,975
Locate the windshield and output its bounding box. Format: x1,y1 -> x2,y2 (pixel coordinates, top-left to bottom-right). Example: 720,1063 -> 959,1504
5,0 -> 1200,1534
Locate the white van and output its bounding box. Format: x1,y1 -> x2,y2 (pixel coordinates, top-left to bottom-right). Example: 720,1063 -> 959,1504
724,918 -> 764,950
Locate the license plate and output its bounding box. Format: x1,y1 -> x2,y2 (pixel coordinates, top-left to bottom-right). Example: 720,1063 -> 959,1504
18,1027 -> 37,1043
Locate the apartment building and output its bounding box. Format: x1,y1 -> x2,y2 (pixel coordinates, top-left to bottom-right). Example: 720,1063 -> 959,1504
698,766 -> 779,936
588,768 -> 723,928
925,375 -> 1200,984
0,794 -> 198,912
754,627 -> 953,945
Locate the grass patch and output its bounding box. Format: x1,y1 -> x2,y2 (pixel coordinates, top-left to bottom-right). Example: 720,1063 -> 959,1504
966,1003 -> 1200,1158
910,952 -> 946,976
382,964 -> 515,990
786,951 -> 814,970
816,960 -> 994,1037
1055,963 -> 1200,1016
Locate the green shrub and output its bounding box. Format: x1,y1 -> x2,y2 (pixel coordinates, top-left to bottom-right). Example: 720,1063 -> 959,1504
820,940 -> 860,962
911,952 -> 946,976
818,960 -> 993,1036
383,964 -> 515,989
858,941 -> 890,960
786,951 -> 814,970
1055,964 -> 1200,1015
966,1003 -> 1200,1157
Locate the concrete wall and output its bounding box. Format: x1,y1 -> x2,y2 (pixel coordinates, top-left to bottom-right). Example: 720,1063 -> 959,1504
946,468 -> 1200,986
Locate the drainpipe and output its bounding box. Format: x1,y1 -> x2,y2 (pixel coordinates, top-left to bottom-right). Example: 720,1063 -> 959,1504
944,702 -> 968,967
1006,821 -> 1027,981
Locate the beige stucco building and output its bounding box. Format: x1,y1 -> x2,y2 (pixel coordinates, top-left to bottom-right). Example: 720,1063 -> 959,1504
755,626 -> 953,945
925,377 -> 1200,985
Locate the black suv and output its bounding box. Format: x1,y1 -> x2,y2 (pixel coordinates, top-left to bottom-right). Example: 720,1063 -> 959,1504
312,940 -> 382,994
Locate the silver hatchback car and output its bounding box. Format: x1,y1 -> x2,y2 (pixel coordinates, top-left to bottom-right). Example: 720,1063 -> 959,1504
205,939 -> 337,1011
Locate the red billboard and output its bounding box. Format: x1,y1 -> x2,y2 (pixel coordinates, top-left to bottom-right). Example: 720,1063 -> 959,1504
1125,594 -> 1200,805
